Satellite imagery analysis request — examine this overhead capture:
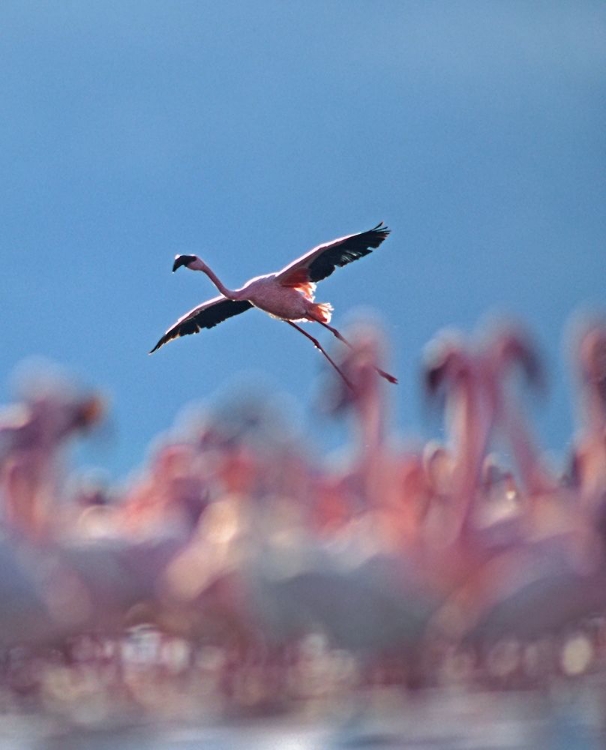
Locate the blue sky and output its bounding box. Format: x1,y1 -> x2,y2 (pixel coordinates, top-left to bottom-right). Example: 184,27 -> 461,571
1,1 -> 605,479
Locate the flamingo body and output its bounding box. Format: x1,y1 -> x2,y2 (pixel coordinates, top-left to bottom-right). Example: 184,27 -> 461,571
236,274 -> 328,322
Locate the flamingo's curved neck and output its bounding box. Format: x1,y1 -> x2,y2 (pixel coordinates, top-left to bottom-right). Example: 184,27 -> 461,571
191,260 -> 241,300
356,384 -> 384,459
448,370 -> 491,539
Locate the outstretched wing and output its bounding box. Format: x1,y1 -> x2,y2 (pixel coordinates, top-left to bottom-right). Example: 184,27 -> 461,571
276,222 -> 391,285
150,296 -> 253,353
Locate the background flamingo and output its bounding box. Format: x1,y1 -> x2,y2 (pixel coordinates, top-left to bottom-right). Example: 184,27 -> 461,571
569,319 -> 606,510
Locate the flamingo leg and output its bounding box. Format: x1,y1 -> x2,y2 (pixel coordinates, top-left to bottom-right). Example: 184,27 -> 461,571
315,321 -> 398,384
286,322 -> 354,390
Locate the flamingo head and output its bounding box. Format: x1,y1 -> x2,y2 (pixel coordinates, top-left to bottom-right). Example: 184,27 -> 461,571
488,325 -> 544,390
423,332 -> 472,399
72,394 -> 106,431
172,254 -> 200,272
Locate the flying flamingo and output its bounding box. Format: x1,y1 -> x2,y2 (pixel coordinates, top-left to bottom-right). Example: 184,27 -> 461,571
150,223 -> 397,386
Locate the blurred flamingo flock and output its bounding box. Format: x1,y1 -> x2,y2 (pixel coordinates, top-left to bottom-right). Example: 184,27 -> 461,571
0,313 -> 606,741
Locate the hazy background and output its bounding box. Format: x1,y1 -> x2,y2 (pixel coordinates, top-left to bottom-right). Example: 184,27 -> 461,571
1,1 -> 604,479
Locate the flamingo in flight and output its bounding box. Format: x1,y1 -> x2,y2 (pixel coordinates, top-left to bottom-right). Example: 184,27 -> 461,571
150,223 -> 397,386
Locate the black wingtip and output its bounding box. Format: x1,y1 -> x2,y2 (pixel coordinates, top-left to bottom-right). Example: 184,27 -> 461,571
374,221 -> 390,235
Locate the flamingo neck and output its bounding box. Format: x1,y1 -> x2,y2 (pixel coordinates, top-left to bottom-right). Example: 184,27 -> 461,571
584,381 -> 606,435
448,374 -> 491,538
502,391 -> 554,497
192,261 -> 240,300
356,387 -> 384,458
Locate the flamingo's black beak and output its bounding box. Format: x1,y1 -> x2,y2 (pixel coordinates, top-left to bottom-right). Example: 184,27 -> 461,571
424,362 -> 446,396
172,254 -> 196,272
